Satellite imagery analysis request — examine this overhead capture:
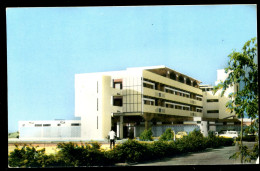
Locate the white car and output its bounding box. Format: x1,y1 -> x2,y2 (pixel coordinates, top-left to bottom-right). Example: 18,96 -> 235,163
218,131 -> 238,139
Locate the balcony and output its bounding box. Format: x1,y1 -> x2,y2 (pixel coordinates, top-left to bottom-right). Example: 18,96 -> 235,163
143,104 -> 203,117
143,70 -> 202,95
143,87 -> 203,107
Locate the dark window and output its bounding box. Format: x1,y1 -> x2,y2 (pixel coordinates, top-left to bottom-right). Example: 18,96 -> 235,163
113,97 -> 123,106
178,76 -> 184,83
143,83 -> 154,89
207,110 -> 219,113
71,123 -> 81,126
35,124 -> 42,127
207,99 -> 219,102
43,124 -> 51,127
57,124 -> 61,126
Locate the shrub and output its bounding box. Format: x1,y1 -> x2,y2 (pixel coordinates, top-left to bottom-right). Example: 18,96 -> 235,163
112,139 -> 150,163
149,140 -> 173,158
8,144 -> 49,168
181,129 -> 207,152
159,128 -> 174,141
139,128 -> 153,141
56,142 -> 110,166
236,135 -> 256,142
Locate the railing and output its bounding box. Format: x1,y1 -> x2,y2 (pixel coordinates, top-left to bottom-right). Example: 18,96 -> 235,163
143,104 -> 203,117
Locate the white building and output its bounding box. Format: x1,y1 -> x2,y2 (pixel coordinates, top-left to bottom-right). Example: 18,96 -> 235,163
18,66 -> 241,140
199,69 -> 240,136
19,120 -> 81,140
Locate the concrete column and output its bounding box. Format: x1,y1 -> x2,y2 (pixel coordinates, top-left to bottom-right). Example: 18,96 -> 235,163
119,116 -> 123,139
134,126 -> 137,138
116,122 -> 120,138
145,120 -> 150,130
143,113 -> 154,130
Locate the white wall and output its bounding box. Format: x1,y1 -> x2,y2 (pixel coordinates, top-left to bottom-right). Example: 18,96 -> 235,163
19,120 -> 81,140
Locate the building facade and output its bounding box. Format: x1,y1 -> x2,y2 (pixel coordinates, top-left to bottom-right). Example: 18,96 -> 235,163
75,66 -> 205,140
18,66 -> 241,140
199,69 -> 241,135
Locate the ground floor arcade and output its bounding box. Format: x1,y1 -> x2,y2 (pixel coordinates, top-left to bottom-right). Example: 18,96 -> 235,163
111,113 -> 242,139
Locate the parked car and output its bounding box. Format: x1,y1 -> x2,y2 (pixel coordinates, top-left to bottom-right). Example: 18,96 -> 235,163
175,131 -> 188,139
218,130 -> 238,139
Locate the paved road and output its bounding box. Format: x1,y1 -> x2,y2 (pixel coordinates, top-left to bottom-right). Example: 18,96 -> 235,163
134,142 -> 257,166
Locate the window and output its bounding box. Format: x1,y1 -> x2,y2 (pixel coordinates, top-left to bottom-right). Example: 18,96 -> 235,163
143,83 -> 154,89
196,108 -> 203,113
166,104 -> 174,108
175,105 -> 182,110
144,100 -> 154,105
207,110 -> 219,114
143,98 -> 155,106
71,123 -> 81,126
113,79 -> 123,89
43,124 -> 51,127
57,124 -> 61,126
196,96 -> 203,101
113,96 -> 123,106
35,124 -> 42,127
183,106 -> 190,111
207,99 -> 219,103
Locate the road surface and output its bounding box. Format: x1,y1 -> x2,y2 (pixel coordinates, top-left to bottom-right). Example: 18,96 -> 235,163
133,142 -> 257,166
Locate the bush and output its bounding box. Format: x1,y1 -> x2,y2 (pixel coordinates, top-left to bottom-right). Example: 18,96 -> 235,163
236,135 -> 256,142
112,139 -> 150,163
8,144 -> 50,168
56,142 -> 110,166
149,140 -> 174,158
180,129 -> 207,152
139,128 -> 153,141
159,128 -> 174,141
9,131 -> 236,167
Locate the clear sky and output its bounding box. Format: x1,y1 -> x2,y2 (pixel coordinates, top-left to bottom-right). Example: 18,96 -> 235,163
7,5 -> 257,132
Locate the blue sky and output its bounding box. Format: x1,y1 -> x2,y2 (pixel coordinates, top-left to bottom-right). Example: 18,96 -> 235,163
7,5 -> 257,132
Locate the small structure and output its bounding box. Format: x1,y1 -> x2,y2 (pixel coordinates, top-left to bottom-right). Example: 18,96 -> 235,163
19,120 -> 81,140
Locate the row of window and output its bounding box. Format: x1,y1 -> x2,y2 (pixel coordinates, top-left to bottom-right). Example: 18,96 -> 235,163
34,123 -> 81,127
143,96 -> 203,113
201,88 -> 214,92
143,79 -> 203,101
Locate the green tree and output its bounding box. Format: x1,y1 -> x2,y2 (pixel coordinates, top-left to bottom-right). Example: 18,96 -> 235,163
139,128 -> 153,141
159,128 -> 175,141
213,37 -> 258,163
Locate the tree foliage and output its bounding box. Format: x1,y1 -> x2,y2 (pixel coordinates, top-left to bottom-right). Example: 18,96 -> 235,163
159,128 -> 175,141
213,37 -> 258,163
213,37 -> 258,120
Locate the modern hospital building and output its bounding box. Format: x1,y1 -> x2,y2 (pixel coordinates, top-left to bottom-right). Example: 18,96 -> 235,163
18,66 -> 241,140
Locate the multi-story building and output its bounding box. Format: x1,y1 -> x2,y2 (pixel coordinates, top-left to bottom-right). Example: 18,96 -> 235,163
199,69 -> 241,135
75,65 -> 204,140
18,66 -> 241,140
